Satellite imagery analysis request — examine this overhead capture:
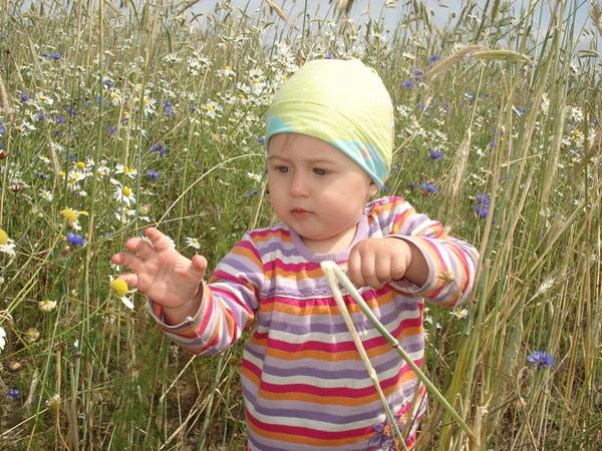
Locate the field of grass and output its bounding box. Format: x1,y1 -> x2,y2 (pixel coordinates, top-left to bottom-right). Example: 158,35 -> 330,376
0,0 -> 601,449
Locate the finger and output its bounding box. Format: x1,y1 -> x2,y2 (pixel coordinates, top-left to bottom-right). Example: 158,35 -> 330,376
375,256 -> 392,285
361,252 -> 381,288
144,227 -> 175,252
125,237 -> 156,259
111,252 -> 144,272
347,248 -> 365,288
189,255 -> 208,281
390,254 -> 408,281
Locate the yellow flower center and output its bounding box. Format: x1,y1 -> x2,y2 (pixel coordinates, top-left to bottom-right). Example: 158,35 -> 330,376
111,278 -> 129,297
122,186 -> 132,197
76,161 -> 85,170
61,208 -> 78,223
0,228 -> 8,245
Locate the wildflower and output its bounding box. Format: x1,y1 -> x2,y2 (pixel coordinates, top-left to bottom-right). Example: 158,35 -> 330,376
221,65 -> 236,77
429,149 -> 443,160
54,115 -> 66,125
526,350 -> 555,367
185,237 -> 202,250
256,135 -> 266,145
162,99 -> 175,117
413,68 -> 424,79
428,54 -> 440,63
513,105 -> 526,116
324,52 -> 334,59
103,80 -> 114,88
19,92 -> 29,102
24,327 -> 40,343
246,172 -> 262,183
0,228 -> 16,256
66,232 -> 86,246
110,278 -> 129,297
420,182 -> 438,194
39,299 -> 57,312
473,193 -> 490,219
110,277 -> 134,310
112,182 -> 136,206
65,105 -> 77,116
146,170 -> 159,182
401,79 -> 414,89
6,388 -> 20,399
42,52 -> 62,60
115,164 -> 137,179
0,326 -> 6,353
450,308 -> 469,319
106,125 -> 117,136
61,207 -> 80,229
0,120 -> 4,136
150,142 -> 167,156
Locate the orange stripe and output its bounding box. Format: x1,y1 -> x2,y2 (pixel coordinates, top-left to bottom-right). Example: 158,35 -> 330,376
259,291 -> 396,316
248,326 -> 422,362
391,207 -> 414,234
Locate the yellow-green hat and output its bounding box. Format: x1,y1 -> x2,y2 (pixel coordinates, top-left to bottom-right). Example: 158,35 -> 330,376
265,58 -> 394,188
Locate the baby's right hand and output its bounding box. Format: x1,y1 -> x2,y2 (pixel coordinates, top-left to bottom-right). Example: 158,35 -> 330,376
111,227 -> 207,310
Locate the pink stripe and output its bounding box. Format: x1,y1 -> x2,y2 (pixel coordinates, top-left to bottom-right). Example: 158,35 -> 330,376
247,409 -> 372,439
265,316 -> 422,353
267,259 -> 322,272
261,287 -> 391,309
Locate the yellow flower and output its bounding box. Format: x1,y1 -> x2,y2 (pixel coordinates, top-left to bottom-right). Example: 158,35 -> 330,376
0,228 -> 8,245
110,278 -> 129,297
60,208 -> 78,224
122,186 -> 132,197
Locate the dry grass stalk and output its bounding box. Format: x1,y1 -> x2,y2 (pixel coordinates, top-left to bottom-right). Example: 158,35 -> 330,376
590,1 -> 602,37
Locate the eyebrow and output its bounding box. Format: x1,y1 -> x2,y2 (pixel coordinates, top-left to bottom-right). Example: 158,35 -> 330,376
267,156 -> 335,165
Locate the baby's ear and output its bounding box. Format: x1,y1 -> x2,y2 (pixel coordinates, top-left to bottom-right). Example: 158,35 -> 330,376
368,181 -> 378,198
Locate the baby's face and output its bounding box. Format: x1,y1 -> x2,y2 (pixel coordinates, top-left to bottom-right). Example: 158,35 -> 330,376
267,133 -> 377,252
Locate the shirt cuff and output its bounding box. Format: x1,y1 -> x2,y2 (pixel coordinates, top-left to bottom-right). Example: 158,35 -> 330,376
147,283 -> 207,331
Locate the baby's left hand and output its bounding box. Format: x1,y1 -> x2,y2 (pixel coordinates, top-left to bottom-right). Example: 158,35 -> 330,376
347,238 -> 413,289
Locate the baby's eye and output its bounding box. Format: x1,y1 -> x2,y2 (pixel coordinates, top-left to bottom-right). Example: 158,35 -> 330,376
313,168 -> 328,176
275,165 -> 288,174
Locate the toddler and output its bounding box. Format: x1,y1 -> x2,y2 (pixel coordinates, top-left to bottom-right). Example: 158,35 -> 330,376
111,59 -> 479,450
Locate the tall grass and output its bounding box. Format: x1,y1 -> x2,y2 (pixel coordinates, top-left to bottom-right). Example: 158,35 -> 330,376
0,0 -> 600,449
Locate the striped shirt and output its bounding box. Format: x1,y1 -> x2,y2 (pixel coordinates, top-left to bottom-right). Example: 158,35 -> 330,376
150,196 -> 479,450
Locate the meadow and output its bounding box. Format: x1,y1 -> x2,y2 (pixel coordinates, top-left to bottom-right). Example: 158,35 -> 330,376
0,0 -> 601,449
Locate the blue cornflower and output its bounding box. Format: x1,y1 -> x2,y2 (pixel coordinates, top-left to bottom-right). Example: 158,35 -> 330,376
514,105 -> 526,116
65,105 -> 77,116
106,125 -> 117,136
256,135 -> 266,145
420,182 -> 438,193
188,103 -> 197,113
66,232 -> 86,246
0,120 -> 4,136
417,102 -> 427,111
407,182 -> 416,190
35,112 -> 46,121
19,92 -> 30,102
103,80 -> 114,88
429,54 -> 440,63
324,52 -> 334,59
146,170 -> 160,182
473,193 -> 490,219
54,115 -> 66,125
162,99 -> 175,117
413,68 -> 424,79
429,149 -> 443,160
42,52 -> 62,60
6,388 -> 21,399
526,350 -> 554,367
401,79 -> 414,89
150,142 -> 167,156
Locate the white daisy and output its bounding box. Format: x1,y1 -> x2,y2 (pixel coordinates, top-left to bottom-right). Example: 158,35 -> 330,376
185,237 -> 202,250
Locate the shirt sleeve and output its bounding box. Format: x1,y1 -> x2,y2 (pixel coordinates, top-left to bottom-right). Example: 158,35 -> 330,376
147,234 -> 263,355
372,196 -> 479,308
